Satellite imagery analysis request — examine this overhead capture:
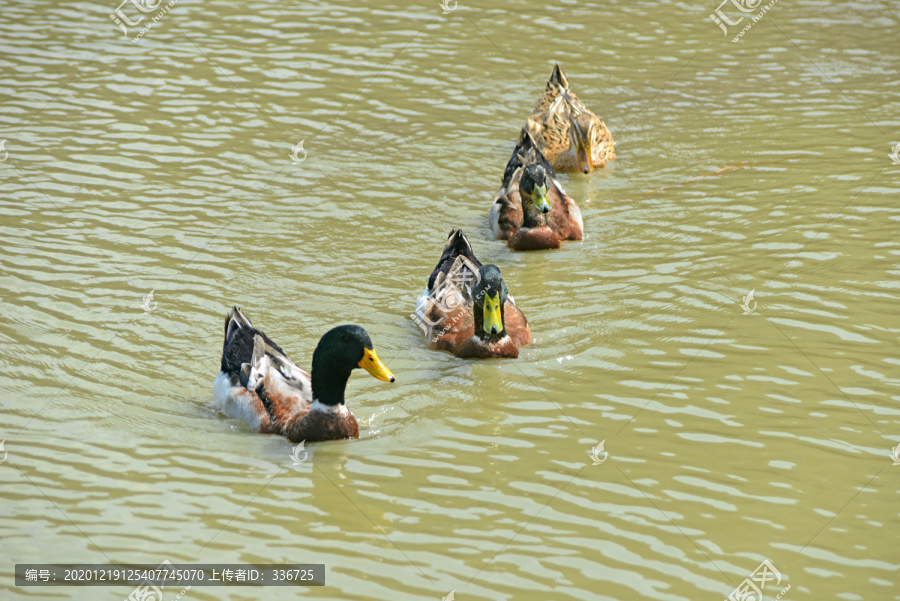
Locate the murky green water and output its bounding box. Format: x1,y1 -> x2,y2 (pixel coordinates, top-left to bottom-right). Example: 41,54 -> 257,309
2,0 -> 898,599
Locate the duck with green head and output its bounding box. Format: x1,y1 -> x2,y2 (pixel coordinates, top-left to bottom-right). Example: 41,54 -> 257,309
490,129 -> 583,250
214,307 -> 395,443
415,230 -> 531,358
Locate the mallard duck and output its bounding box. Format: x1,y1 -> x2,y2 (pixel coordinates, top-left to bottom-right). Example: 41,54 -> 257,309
413,229 -> 531,358
213,307 -> 395,443
525,64 -> 615,173
490,129 -> 583,250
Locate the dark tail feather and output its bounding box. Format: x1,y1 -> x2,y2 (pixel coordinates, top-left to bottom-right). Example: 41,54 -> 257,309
548,64 -> 569,90
502,128 -> 555,186
517,128 -> 538,153
502,129 -> 536,185
224,306 -> 253,344
443,229 -> 475,262
428,229 -> 482,291
222,306 -> 252,375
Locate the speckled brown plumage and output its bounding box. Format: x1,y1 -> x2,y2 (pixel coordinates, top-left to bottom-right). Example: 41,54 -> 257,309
525,64 -> 615,172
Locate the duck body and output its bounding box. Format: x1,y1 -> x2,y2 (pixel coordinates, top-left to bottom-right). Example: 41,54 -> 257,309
525,64 -> 615,173
214,307 -> 394,443
490,129 -> 583,251
415,230 -> 531,358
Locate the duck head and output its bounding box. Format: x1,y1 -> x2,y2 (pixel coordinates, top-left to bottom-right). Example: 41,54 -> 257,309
570,112 -> 595,174
473,265 -> 509,342
520,164 -> 552,216
311,325 -> 395,405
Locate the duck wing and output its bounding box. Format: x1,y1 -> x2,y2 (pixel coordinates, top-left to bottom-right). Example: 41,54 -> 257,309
490,174 -> 523,241
527,65 -> 578,162
222,306 -> 312,404
221,307 -> 289,385
216,307 -> 311,434
589,113 -> 616,166
547,178 -> 583,241
526,91 -> 574,166
532,64 -> 570,114
502,299 -> 532,348
250,336 -> 312,432
423,255 -> 478,348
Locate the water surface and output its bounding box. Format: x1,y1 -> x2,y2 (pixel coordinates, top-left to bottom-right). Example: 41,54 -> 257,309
1,0 -> 899,599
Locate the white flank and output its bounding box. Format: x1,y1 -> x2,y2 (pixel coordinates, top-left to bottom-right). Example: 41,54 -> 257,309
213,372 -> 263,431
488,198 -> 503,239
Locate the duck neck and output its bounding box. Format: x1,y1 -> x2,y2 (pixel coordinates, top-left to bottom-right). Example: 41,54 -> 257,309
311,357 -> 352,406
521,193 -> 548,228
473,301 -> 506,343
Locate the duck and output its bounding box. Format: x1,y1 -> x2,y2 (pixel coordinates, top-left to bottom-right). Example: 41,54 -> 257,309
525,64 -> 615,173
213,307 -> 395,443
413,229 -> 531,358
490,128 -> 583,250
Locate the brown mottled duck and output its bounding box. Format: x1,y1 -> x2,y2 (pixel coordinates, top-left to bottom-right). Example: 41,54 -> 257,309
525,64 -> 615,173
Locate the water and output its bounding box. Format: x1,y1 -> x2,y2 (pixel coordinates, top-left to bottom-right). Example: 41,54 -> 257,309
1,0 -> 898,599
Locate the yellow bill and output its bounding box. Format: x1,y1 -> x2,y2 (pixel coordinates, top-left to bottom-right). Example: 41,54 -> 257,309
483,292 -> 504,335
533,182 -> 552,213
359,347 -> 395,382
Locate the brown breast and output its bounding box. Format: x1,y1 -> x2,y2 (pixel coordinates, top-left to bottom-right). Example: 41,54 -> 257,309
508,226 -> 562,251
286,409 -> 359,443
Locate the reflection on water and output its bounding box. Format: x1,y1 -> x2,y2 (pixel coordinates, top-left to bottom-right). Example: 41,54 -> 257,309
1,1 -> 898,600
